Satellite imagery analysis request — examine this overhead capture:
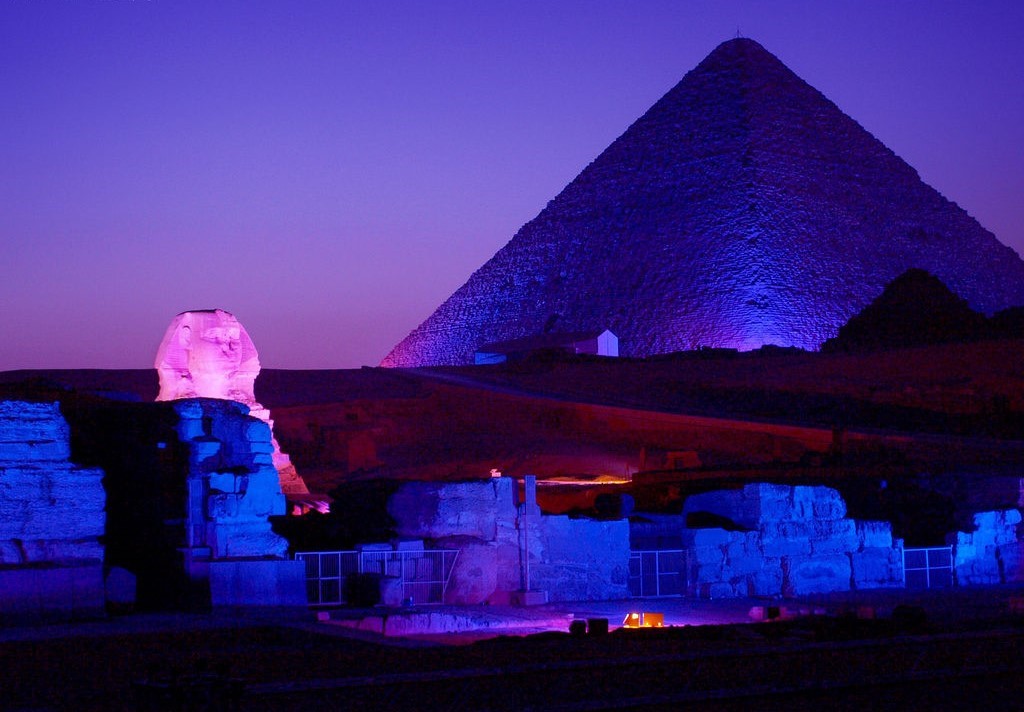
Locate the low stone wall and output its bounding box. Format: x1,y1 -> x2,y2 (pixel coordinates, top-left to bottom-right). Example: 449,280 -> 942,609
388,478 -> 629,604
0,401 -> 106,621
677,484 -> 904,598
950,509 -> 1024,586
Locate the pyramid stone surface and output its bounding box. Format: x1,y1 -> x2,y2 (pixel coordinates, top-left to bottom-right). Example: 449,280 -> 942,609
383,38 -> 1024,367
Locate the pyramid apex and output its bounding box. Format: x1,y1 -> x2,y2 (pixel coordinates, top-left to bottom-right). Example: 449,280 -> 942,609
714,36 -> 767,51
701,36 -> 779,66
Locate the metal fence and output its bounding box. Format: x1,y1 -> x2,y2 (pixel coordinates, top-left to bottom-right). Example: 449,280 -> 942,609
903,546 -> 953,589
296,549 -> 460,606
628,550 -> 687,598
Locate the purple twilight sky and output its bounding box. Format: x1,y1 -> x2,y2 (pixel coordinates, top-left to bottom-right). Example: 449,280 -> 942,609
2,1 -> 1022,370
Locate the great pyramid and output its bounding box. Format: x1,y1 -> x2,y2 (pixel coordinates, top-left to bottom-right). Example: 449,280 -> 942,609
383,38 -> 1024,367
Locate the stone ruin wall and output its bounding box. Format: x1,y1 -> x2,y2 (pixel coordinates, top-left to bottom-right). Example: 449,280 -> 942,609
647,484 -> 905,598
0,401 -> 106,620
0,398 -> 303,618
385,480 -> 1024,604
173,399 -> 290,560
950,509 -> 1024,586
387,478 -> 630,604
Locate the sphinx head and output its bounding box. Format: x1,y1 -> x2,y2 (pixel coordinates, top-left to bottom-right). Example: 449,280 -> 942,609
154,309 -> 260,404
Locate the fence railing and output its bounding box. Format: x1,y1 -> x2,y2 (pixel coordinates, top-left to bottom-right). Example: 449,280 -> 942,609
903,546 -> 953,589
296,549 -> 460,606
629,550 -> 687,598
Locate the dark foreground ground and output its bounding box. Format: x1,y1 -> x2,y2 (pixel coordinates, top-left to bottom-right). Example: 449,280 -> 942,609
4,585 -> 1024,711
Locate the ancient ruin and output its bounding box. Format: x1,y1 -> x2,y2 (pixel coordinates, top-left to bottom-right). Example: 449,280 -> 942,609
0,401 -> 106,621
950,509 -> 1024,586
678,484 -> 904,597
386,478 -> 630,604
172,399 -> 306,606
383,38 -> 1024,367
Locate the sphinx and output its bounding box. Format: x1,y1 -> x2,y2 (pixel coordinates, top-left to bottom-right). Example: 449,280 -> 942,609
155,309 -> 314,501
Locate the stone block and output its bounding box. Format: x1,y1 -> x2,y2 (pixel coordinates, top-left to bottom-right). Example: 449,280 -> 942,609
0,564 -> 105,624
206,521 -> 288,559
761,532 -> 811,558
389,479 -> 515,541
689,545 -> 726,566
0,403 -> 107,584
809,486 -> 847,520
20,539 -> 104,564
176,415 -> 206,440
998,542 -> 1024,582
493,540 -> 522,597
379,576 -> 405,606
975,510 -> 1021,546
856,521 -> 893,548
684,484 -> 848,528
208,493 -> 241,519
851,548 -> 903,589
694,560 -> 725,584
785,554 -> 852,596
188,438 -> 222,469
681,527 -> 733,548
393,539 -> 425,553
208,471 -> 238,493
723,553 -> 762,578
809,519 -> 858,554
724,535 -> 763,576
531,516 -> 630,602
757,484 -> 796,522
683,487 -> 754,528
0,402 -> 71,463
244,419 -> 273,444
750,562 -> 784,596
957,557 -> 1001,586
208,559 -> 307,606
724,531 -> 757,560
708,582 -> 736,599
434,536 -> 498,605
0,439 -> 71,463
247,438 -> 275,455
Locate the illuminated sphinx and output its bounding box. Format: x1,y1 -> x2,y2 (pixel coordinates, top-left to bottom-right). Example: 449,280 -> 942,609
155,309 -> 260,404
155,309 -> 312,499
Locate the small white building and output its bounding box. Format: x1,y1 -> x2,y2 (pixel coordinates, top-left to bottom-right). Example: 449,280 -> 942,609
475,329 -> 619,365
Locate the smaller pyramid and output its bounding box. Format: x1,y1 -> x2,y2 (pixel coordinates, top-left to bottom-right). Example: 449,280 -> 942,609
823,269 -> 988,352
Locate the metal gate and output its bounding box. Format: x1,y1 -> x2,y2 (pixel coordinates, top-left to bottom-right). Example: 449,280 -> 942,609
903,546 -> 953,589
629,550 -> 687,597
297,549 -> 460,605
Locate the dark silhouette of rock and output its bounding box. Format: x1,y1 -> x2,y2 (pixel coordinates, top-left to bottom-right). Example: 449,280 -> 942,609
383,38 -> 1024,366
990,306 -> 1024,339
822,269 -> 989,352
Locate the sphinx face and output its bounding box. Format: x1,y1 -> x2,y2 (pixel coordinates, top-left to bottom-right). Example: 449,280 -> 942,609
155,309 -> 260,404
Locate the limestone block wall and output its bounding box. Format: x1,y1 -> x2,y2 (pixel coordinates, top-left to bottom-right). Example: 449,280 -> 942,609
531,516 -> 630,602
950,509 -> 1023,586
680,484 -> 903,598
0,401 -> 105,566
173,399 -> 288,559
388,478 -> 630,603
0,401 -> 106,621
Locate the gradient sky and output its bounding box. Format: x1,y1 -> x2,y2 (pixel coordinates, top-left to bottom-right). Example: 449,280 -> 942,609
2,1 -> 1022,370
